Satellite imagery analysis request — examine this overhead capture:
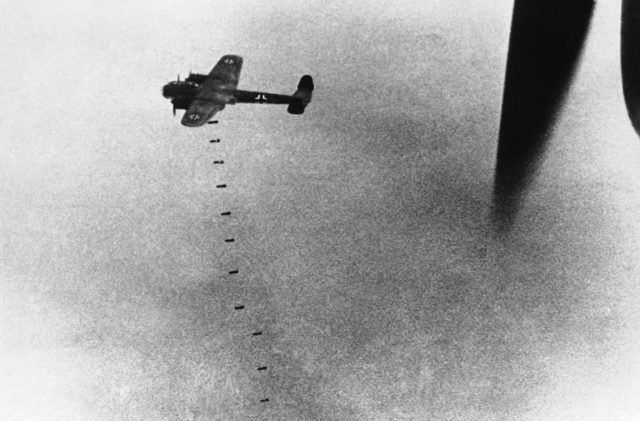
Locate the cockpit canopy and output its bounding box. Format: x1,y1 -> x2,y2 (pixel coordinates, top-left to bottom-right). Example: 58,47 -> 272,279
162,81 -> 199,98
185,73 -> 208,84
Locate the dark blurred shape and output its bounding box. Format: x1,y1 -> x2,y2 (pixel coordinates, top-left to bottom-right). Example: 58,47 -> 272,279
185,72 -> 208,84
259,399 -> 269,403
252,331 -> 263,336
209,138 -> 221,143
622,0 -> 640,135
493,0 -> 594,229
221,211 -> 231,216
224,238 -> 235,243
257,366 -> 268,371
287,75 -> 314,114
234,305 -> 245,310
229,270 -> 239,274
213,160 -> 224,164
216,184 -> 227,188
162,80 -> 198,99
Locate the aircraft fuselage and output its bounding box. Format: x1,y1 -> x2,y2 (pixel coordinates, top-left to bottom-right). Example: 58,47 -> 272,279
162,54 -> 313,127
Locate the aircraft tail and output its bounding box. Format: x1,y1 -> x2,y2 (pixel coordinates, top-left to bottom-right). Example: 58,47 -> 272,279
287,75 -> 314,114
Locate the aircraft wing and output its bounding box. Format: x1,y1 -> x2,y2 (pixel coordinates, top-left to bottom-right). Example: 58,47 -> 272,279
181,99 -> 224,127
208,55 -> 243,89
232,90 -> 294,104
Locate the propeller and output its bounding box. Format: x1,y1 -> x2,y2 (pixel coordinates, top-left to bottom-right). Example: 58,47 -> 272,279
492,0 -> 594,230
177,74 -> 180,82
173,102 -> 176,116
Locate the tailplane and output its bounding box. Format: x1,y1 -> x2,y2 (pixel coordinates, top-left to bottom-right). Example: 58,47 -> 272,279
287,75 -> 314,114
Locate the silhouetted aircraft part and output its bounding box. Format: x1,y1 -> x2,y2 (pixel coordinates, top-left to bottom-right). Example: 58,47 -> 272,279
213,160 -> 224,164
257,366 -> 267,371
209,139 -> 221,143
186,73 -> 207,84
164,79 -> 197,118
228,270 -> 239,274
168,95 -> 194,116
493,0 -> 594,228
622,0 -> 640,136
234,305 -> 245,310
216,184 -> 227,188
252,331 -> 263,336
287,75 -> 314,114
224,238 -> 235,243
220,211 -> 231,216
233,90 -> 289,104
162,55 -> 313,126
163,82 -> 198,99
260,399 -> 269,403
234,75 -> 314,114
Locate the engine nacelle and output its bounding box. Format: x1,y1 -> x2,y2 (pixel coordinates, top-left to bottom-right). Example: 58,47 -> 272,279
171,96 -> 192,110
287,75 -> 314,114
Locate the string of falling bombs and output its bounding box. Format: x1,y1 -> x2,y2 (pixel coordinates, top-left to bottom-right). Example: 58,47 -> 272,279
210,135 -> 270,406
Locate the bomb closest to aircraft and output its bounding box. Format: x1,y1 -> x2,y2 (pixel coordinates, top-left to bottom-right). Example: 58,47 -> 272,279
162,55 -> 314,127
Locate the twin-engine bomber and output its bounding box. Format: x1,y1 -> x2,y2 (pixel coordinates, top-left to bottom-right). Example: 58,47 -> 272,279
162,55 -> 314,127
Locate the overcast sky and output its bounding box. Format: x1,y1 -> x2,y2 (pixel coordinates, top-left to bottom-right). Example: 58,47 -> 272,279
2,1 -> 640,420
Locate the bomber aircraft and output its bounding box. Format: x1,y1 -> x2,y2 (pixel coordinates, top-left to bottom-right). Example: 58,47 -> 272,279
162,55 -> 314,127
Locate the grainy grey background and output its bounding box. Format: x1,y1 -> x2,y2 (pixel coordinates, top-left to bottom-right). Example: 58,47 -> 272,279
2,0 -> 640,419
